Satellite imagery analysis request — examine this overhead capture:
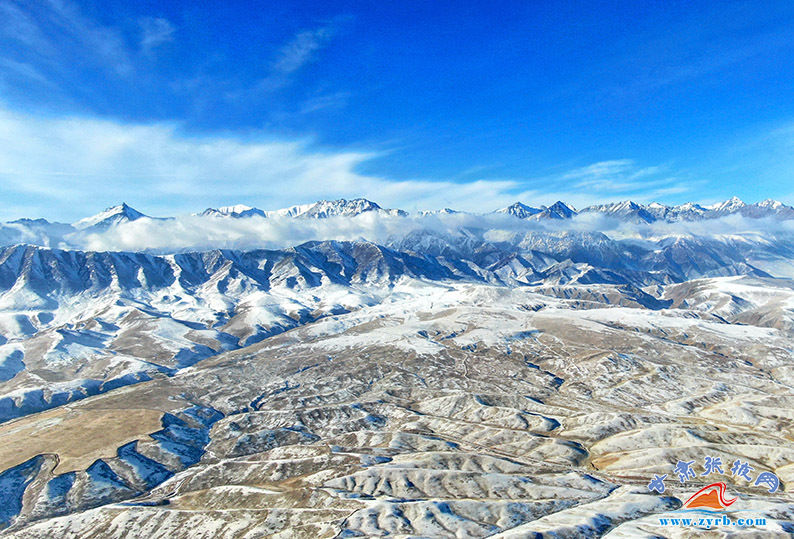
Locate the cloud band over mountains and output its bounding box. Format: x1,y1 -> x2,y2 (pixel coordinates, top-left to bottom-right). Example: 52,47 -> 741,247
3,199 -> 794,254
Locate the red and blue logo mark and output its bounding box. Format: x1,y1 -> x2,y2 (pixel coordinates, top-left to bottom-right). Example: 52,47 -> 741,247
682,482 -> 736,510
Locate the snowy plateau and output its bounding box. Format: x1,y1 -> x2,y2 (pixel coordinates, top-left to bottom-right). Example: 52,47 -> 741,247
0,197 -> 794,537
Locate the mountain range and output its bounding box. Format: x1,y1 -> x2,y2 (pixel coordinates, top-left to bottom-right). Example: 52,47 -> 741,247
1,196 -> 792,256
1,195 -> 793,535
3,196 -> 794,237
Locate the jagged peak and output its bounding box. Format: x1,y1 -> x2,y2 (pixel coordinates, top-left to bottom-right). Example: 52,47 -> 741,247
757,199 -> 785,209
674,201 -> 706,210
708,196 -> 745,212
496,202 -> 541,218
300,198 -> 407,218
417,208 -> 460,216
72,202 -> 147,230
585,200 -> 642,211
502,201 -> 534,209
538,201 -> 577,218
219,204 -> 254,213
200,205 -> 266,218
549,200 -> 576,211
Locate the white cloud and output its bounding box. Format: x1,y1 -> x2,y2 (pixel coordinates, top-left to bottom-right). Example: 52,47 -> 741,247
300,91 -> 350,114
0,106 -> 527,220
558,159 -> 690,200
0,0 -> 135,86
273,26 -> 334,75
0,105 -> 699,222
61,209 -> 794,254
239,21 -> 343,97
139,17 -> 175,52
0,1 -> 52,51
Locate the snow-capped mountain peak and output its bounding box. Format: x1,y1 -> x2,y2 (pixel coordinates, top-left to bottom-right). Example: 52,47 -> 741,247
219,204 -> 254,214
581,200 -> 655,223
675,201 -> 705,211
200,205 -> 266,218
496,202 -> 541,219
72,203 -> 147,230
303,198 -> 383,218
269,198 -> 407,219
758,199 -> 784,209
266,202 -> 316,218
615,200 -> 640,210
708,196 -> 746,213
536,201 -> 577,219
417,208 -> 460,216
583,200 -> 640,213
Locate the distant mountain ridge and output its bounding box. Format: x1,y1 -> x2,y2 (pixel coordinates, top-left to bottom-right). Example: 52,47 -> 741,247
199,205 -> 267,218
2,197 -> 794,252
495,197 -> 794,222
71,197 -> 794,226
579,197 -> 794,222
199,198 -> 407,220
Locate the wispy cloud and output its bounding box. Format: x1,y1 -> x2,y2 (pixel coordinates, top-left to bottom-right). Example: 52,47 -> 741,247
0,105 -> 521,220
300,91 -> 350,114
39,0 -> 132,75
692,121 -> 794,205
0,0 -> 133,85
139,17 -> 175,53
0,1 -> 178,102
0,1 -> 56,54
554,159 -> 694,202
0,106 -> 699,221
0,58 -> 50,85
244,20 -> 344,97
27,206 -> 794,255
274,26 -> 335,74
628,28 -> 792,96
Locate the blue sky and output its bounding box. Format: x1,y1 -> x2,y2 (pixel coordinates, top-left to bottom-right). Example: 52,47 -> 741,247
1,0 -> 794,220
